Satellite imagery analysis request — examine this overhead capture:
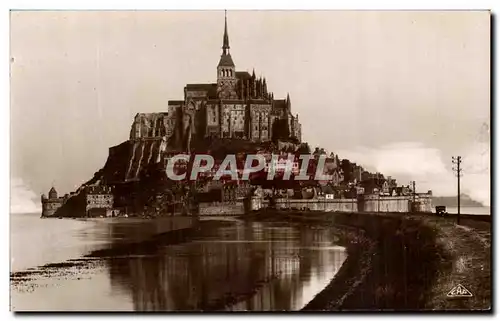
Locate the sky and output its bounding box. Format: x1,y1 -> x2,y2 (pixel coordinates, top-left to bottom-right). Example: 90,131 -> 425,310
10,10 -> 490,212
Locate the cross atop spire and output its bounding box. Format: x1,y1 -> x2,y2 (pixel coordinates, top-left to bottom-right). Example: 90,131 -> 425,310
222,10 -> 230,55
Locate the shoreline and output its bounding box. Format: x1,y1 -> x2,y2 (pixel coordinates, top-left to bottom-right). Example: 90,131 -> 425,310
10,219 -> 233,285
12,211 -> 491,311
244,210 -> 491,311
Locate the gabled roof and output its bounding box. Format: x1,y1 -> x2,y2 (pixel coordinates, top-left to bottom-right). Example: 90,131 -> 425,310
273,99 -> 287,109
185,83 -> 218,98
185,83 -> 216,90
236,71 -> 251,80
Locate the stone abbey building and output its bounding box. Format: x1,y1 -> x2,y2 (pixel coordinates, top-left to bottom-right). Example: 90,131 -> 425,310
41,13 -> 305,217
129,12 -> 301,144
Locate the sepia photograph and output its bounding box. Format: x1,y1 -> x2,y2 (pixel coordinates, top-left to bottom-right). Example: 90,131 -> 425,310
9,10 -> 491,312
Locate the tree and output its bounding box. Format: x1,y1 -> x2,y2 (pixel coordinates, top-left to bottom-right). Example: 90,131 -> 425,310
297,143 -> 311,155
340,159 -> 354,184
313,147 -> 327,157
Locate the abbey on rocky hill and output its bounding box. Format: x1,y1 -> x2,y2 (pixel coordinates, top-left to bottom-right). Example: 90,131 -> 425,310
129,11 -> 301,145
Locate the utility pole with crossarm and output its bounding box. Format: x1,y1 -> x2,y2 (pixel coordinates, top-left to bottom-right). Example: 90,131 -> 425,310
452,156 -> 462,225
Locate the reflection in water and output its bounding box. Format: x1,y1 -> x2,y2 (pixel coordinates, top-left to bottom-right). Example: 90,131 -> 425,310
106,221 -> 346,311
11,218 -> 345,311
10,214 -> 195,272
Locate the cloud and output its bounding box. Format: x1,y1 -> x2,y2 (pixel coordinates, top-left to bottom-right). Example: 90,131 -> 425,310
10,178 -> 42,214
459,141 -> 490,206
336,141 -> 490,206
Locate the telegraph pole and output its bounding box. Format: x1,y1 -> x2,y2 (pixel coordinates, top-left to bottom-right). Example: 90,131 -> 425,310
452,156 -> 462,225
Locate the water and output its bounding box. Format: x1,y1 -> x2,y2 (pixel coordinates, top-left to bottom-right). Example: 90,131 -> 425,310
443,206 -> 490,215
10,214 -> 346,311
11,213 -> 103,272
10,213 -> 194,272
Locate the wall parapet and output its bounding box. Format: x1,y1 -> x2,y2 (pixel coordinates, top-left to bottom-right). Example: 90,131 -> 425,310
249,193 -> 432,213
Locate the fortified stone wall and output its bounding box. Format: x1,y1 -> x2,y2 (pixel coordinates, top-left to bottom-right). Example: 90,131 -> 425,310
362,194 -> 432,213
275,198 -> 358,212
250,193 -> 432,213
41,199 -> 64,217
250,197 -> 357,212
362,195 -> 410,213
198,201 -> 245,216
416,194 -> 433,212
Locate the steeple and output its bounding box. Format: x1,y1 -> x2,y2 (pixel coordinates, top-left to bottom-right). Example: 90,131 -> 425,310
218,10 -> 235,67
222,10 -> 230,55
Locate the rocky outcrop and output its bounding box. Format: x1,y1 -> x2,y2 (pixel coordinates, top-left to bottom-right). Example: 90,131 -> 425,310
129,112 -> 170,140
102,138 -> 168,184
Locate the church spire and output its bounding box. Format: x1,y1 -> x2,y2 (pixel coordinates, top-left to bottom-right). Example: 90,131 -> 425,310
222,10 -> 230,55
217,10 -> 234,67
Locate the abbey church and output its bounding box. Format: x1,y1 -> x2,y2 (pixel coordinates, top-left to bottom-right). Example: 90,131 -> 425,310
129,12 -> 301,144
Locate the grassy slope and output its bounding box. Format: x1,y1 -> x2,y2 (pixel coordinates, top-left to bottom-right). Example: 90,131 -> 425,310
423,216 -> 491,310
